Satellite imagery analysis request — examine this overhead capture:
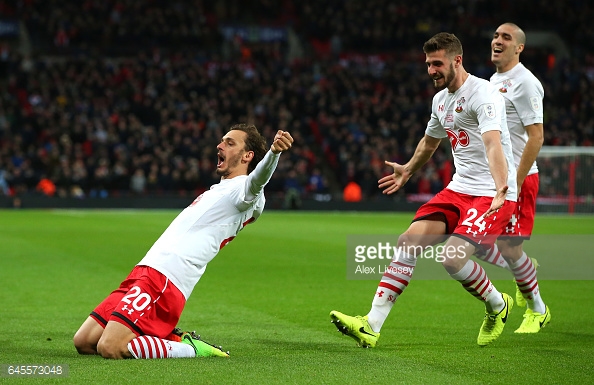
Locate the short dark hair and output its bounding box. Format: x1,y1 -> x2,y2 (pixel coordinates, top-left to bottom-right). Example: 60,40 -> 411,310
423,32 -> 463,58
500,22 -> 526,45
228,123 -> 268,173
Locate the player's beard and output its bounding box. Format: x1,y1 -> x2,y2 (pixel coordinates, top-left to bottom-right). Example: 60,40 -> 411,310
216,152 -> 242,177
433,62 -> 455,91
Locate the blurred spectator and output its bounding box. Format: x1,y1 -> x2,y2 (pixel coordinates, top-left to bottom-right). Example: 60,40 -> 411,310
71,185 -> 85,199
283,169 -> 303,209
130,168 -> 146,195
308,167 -> 331,201
343,181 -> 362,202
429,171 -> 443,194
0,169 -> 10,195
36,176 -> 56,196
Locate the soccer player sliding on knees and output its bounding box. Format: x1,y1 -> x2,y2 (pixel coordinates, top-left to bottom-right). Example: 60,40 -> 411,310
73,125 -> 293,359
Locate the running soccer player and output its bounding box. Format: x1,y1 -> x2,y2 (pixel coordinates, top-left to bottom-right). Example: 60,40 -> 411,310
330,32 -> 517,347
474,22 -> 550,333
73,124 -> 294,359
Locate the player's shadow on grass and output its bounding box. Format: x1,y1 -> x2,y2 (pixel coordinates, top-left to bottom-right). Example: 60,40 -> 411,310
8,344 -> 80,359
254,338 -> 401,353
544,331 -> 594,341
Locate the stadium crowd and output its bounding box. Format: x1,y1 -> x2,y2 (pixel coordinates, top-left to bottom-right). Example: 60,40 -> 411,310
0,0 -> 592,204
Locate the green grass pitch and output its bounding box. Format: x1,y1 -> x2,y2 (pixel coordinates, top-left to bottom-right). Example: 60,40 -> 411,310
1,209 -> 593,384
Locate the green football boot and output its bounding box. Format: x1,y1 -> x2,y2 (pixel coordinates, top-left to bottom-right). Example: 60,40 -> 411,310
515,306 -> 551,333
477,293 -> 513,346
181,331 -> 229,358
330,311 -> 379,348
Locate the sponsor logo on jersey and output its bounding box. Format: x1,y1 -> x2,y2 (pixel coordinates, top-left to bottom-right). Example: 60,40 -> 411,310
445,128 -> 470,151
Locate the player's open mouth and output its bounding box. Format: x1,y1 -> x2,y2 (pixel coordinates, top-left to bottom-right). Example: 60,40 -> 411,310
493,47 -> 503,54
217,153 -> 225,167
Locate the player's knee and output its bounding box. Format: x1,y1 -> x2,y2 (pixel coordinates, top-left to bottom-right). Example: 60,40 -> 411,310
398,233 -> 423,249
73,331 -> 96,355
440,253 -> 463,271
497,239 -> 523,261
397,233 -> 409,247
96,338 -> 129,359
398,230 -> 445,250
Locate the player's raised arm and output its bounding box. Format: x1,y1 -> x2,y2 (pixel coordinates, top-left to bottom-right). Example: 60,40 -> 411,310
246,130 -> 294,200
379,134 -> 441,194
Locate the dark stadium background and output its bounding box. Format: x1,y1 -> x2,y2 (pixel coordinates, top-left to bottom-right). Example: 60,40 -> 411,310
0,0 -> 591,210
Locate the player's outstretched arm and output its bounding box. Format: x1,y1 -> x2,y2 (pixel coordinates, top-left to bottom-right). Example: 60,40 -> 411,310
246,131 -> 294,201
378,135 -> 441,195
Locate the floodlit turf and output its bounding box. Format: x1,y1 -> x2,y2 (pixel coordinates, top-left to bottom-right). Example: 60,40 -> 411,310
1,209 -> 593,384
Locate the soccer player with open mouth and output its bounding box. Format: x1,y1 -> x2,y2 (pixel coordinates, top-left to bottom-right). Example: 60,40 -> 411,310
73,124 -> 293,359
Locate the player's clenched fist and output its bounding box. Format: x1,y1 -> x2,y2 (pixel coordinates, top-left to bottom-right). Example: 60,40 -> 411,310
271,130 -> 293,153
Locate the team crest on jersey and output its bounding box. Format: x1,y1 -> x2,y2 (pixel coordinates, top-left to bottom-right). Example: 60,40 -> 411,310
499,79 -> 512,93
454,97 -> 466,113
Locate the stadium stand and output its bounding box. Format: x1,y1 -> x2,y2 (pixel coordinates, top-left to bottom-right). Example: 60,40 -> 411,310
0,0 -> 592,207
